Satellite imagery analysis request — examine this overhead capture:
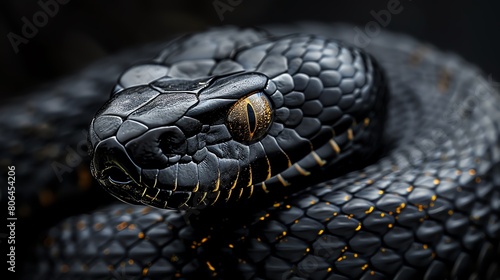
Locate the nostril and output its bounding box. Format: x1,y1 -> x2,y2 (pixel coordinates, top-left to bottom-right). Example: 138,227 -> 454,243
159,140 -> 175,156
105,166 -> 132,185
122,126 -> 186,169
159,129 -> 187,157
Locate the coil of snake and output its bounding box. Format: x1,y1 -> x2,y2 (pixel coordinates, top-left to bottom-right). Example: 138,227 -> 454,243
7,24 -> 500,279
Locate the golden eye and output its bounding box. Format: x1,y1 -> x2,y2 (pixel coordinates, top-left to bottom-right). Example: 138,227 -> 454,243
226,92 -> 273,143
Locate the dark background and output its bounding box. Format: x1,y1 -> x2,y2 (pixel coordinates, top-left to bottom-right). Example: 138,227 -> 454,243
1,1 -> 499,277
0,0 -> 499,100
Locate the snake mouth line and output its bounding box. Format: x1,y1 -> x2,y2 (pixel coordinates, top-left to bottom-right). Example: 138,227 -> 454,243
101,166 -> 219,209
93,139 -> 225,209
105,183 -> 220,209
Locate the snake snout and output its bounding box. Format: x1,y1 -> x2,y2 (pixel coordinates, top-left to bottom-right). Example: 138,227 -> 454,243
124,126 -> 189,169
90,137 -> 142,201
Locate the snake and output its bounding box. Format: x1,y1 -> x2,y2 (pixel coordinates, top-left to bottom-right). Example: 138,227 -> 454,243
6,23 -> 500,279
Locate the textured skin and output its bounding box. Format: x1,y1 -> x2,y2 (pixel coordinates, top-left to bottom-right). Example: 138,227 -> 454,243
4,24 -> 500,279
87,28 -> 386,210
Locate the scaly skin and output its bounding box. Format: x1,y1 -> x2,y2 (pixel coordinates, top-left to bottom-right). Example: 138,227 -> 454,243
87,28 -> 386,210
3,24 -> 500,279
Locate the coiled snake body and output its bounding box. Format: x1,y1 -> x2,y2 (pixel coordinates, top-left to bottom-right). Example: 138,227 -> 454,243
6,24 -> 500,279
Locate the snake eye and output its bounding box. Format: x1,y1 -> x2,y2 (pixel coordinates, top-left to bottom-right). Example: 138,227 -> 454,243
226,92 -> 273,143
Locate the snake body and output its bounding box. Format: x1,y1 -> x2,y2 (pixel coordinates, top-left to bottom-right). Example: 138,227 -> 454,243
7,24 -> 500,279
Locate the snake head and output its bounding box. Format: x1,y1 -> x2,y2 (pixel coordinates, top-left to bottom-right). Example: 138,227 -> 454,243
88,72 -> 278,209
88,34 -> 386,210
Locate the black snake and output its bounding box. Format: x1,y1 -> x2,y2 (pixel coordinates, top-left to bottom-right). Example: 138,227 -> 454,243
5,24 -> 500,279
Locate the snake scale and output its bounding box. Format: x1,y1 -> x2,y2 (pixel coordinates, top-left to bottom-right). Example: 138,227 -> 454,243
4,23 -> 500,279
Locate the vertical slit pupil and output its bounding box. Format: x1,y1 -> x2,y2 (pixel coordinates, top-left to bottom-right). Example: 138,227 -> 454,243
247,103 -> 256,133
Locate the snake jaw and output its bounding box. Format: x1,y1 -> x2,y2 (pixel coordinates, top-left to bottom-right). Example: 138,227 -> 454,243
89,120 -> 243,209
103,183 -> 143,206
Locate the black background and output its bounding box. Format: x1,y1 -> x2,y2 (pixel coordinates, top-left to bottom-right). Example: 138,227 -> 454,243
1,0 -> 499,101
1,1 -> 499,277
